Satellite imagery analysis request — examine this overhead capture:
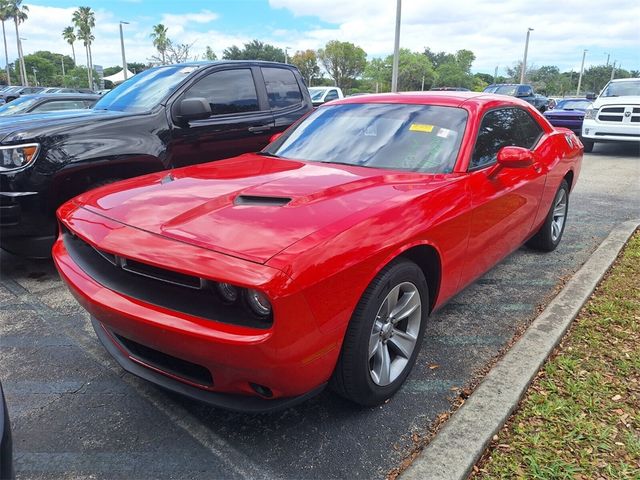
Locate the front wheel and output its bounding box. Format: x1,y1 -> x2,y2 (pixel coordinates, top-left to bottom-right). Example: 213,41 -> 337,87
331,259 -> 428,406
527,179 -> 569,252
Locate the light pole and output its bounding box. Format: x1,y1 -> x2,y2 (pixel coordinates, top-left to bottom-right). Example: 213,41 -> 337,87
32,66 -> 37,86
19,37 -> 28,86
610,61 -> 616,81
284,46 -> 291,64
576,49 -> 587,95
520,28 -> 533,84
604,52 -> 610,67
119,21 -> 129,81
391,0 -> 401,92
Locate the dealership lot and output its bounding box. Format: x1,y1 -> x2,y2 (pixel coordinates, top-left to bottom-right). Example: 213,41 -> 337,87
1,144 -> 638,479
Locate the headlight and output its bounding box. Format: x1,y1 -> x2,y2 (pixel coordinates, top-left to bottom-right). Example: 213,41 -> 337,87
244,289 -> 272,318
584,108 -> 598,120
0,143 -> 40,172
215,282 -> 240,304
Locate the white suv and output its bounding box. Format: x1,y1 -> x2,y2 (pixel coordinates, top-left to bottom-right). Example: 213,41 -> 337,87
581,78 -> 640,152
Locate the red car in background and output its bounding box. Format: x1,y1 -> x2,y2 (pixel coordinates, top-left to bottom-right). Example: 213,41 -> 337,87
53,92 -> 582,412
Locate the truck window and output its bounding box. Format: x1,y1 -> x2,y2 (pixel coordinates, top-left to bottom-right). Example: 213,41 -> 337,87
262,67 -> 302,109
182,69 -> 260,115
324,90 -> 339,101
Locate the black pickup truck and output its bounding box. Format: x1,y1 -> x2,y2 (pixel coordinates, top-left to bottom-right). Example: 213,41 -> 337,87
0,61 -> 312,257
483,83 -> 549,112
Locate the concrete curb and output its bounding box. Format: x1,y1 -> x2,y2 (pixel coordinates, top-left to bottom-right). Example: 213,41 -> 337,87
400,219 -> 640,480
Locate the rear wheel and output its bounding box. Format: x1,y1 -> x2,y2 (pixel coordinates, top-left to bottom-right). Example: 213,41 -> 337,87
527,179 -> 569,252
331,259 -> 428,406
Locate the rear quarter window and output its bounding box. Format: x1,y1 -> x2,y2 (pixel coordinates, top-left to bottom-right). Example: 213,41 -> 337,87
262,67 -> 303,109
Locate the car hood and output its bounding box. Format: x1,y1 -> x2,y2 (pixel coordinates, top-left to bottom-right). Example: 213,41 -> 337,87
544,109 -> 585,116
592,95 -> 640,108
0,109 -> 133,143
73,153 -> 447,264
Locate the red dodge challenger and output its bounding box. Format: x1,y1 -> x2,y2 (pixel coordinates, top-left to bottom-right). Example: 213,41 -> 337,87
53,92 -> 582,412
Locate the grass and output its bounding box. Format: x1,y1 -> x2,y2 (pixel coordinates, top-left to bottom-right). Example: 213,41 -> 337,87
474,232 -> 640,480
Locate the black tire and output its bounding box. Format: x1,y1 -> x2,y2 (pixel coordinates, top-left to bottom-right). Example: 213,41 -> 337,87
527,179 -> 569,252
331,258 -> 429,406
581,139 -> 594,153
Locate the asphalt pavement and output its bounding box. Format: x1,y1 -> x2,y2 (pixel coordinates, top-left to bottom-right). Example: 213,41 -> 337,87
1,143 -> 638,479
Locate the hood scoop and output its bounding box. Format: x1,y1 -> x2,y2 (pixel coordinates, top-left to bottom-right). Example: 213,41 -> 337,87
234,195 -> 291,207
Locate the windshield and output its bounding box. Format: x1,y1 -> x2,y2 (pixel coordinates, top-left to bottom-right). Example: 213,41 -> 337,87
491,85 -> 518,95
0,96 -> 38,116
94,64 -> 202,112
601,80 -> 640,97
264,103 -> 468,174
308,88 -> 326,101
555,99 -> 591,110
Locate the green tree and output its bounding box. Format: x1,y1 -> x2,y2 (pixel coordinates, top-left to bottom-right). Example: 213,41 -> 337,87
291,49 -> 320,86
423,47 -> 455,69
8,0 -> 28,85
150,24 -> 169,65
222,40 -> 284,62
204,45 -> 217,61
62,26 -> 76,65
127,62 -> 148,74
395,49 -> 435,91
0,1 -> 11,85
363,57 -> 391,92
317,40 -> 367,90
73,6 -> 96,88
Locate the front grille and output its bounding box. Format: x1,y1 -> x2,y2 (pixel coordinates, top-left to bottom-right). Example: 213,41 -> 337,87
601,107 -> 625,113
63,230 -> 272,329
598,114 -> 623,122
113,333 -> 214,386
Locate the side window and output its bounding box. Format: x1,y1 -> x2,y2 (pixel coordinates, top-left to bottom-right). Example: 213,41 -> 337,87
324,90 -> 339,102
183,69 -> 259,116
471,108 -> 542,170
517,86 -> 532,97
262,67 -> 302,109
512,109 -> 543,148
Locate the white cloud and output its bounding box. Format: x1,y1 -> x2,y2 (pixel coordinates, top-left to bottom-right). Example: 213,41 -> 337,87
270,0 -> 640,73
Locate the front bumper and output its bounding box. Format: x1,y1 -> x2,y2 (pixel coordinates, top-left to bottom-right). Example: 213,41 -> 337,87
0,190 -> 57,257
582,119 -> 640,142
53,205 -> 341,411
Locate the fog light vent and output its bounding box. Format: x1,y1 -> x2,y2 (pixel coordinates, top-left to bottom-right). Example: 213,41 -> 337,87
250,382 -> 273,398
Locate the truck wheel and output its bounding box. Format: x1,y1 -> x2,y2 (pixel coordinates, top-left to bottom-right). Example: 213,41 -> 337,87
581,139 -> 594,153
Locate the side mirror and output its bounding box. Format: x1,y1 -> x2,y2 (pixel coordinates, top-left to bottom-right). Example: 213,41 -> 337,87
269,132 -> 283,143
585,92 -> 596,100
496,146 -> 534,169
177,97 -> 212,122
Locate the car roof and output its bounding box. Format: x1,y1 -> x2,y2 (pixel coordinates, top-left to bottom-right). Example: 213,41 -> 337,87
331,91 -> 520,108
19,93 -> 100,100
609,77 -> 640,83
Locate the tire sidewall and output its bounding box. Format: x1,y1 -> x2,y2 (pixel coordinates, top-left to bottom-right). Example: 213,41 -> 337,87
548,180 -> 569,249
349,261 -> 429,405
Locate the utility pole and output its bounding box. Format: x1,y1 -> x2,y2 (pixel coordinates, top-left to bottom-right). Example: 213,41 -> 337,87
18,37 -> 28,86
61,56 -> 66,86
611,61 -> 616,81
119,21 -> 129,81
605,52 -> 610,66
576,49 -> 587,95
32,67 -> 37,86
390,0 -> 401,92
520,28 -> 533,84
494,65 -> 498,84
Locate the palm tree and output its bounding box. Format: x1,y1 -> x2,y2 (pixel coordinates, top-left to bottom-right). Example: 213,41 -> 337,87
0,1 -> 11,85
8,0 -> 28,86
62,26 -> 76,65
72,6 -> 95,88
150,24 -> 169,65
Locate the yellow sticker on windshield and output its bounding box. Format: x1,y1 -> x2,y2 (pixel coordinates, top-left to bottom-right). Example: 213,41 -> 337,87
409,123 -> 434,133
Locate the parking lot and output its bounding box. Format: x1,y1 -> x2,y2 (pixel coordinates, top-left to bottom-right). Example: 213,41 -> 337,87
1,143 -> 638,479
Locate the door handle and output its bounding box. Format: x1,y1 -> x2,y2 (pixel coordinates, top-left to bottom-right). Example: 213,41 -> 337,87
248,125 -> 272,133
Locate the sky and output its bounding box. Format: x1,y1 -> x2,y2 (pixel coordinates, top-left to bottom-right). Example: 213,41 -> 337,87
9,0 -> 640,75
